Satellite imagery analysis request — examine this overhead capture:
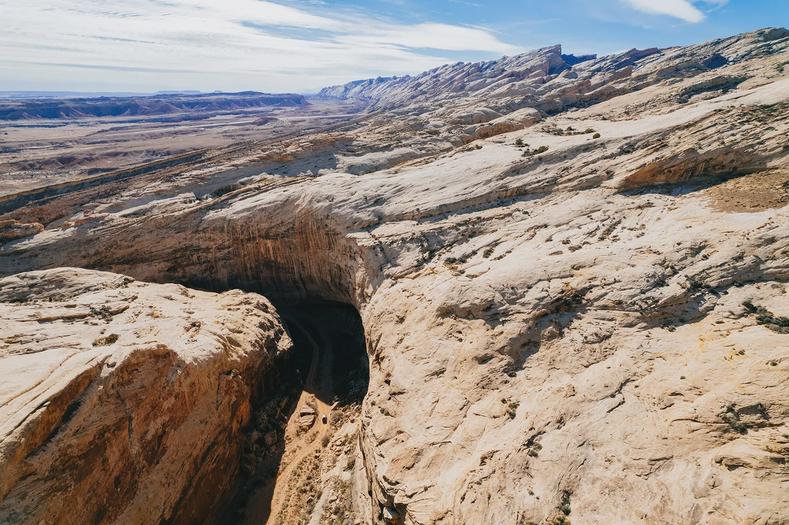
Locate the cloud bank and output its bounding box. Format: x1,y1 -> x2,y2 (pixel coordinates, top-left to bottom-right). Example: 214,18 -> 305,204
0,0 -> 519,92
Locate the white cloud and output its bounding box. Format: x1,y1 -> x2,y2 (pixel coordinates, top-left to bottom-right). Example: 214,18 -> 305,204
336,23 -> 517,54
622,0 -> 706,23
0,0 -> 520,92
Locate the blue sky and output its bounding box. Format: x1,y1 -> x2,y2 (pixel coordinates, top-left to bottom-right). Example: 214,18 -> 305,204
0,0 -> 785,93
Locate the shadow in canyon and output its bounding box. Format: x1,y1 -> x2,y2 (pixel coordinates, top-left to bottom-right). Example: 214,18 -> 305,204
218,300 -> 368,524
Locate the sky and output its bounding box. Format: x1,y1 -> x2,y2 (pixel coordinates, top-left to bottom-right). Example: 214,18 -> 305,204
0,0 -> 786,93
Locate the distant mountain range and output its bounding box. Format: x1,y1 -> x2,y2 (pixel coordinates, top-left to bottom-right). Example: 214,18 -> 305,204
0,90 -> 203,99
0,91 -> 306,120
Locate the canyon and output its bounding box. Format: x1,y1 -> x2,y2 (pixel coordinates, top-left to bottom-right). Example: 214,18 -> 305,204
1,28 -> 788,524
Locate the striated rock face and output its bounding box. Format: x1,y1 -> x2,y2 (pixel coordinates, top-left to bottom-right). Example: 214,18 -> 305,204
318,28 -> 783,117
0,268 -> 291,524
0,28 -> 788,524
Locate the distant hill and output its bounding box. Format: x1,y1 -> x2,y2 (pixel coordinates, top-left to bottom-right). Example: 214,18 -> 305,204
0,91 -> 307,120
0,91 -> 150,99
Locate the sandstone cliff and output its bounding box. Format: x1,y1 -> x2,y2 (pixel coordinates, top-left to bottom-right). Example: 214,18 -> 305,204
0,268 -> 291,524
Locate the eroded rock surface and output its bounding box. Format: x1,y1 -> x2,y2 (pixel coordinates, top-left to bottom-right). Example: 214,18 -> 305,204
1,28 -> 788,524
0,268 -> 291,524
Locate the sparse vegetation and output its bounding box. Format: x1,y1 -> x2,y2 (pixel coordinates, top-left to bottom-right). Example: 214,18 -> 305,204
559,490 -> 572,517
525,435 -> 542,457
686,277 -> 714,292
212,183 -> 240,197
549,491 -> 573,524
720,404 -> 749,434
543,125 -> 597,136
500,398 -> 520,419
92,333 -> 119,346
742,300 -> 789,333
522,145 -> 549,156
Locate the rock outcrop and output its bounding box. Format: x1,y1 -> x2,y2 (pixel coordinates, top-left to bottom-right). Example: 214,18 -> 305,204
0,28 -> 788,524
0,268 -> 291,524
0,220 -> 43,241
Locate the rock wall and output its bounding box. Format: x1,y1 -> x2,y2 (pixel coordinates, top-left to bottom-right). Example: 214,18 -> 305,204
0,268 -> 291,524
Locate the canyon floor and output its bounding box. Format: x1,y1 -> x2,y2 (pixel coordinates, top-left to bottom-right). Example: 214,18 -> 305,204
1,28 -> 788,525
